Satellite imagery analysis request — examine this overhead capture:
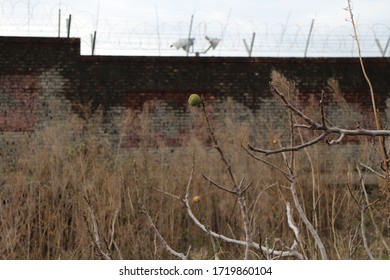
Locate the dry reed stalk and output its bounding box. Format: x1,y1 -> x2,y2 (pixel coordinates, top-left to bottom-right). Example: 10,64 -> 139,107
347,0 -> 390,198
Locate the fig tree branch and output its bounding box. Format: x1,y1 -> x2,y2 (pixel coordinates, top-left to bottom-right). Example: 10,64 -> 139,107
248,82 -> 390,156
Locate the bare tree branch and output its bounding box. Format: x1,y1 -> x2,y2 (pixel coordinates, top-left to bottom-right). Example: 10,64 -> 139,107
242,144 -> 290,178
241,182 -> 253,194
359,162 -> 386,179
248,82 -> 390,155
346,0 -> 389,174
135,162 -> 190,260
326,133 -> 345,145
109,209 -> 123,260
320,91 -> 327,127
83,196 -> 112,260
270,82 -> 317,127
360,207 -> 375,260
202,174 -> 236,194
200,100 -> 253,260
285,202 -> 301,252
248,133 -> 327,155
183,162 -> 304,259
357,166 -> 390,254
153,187 -> 182,200
284,103 -> 329,260
139,201 -> 190,260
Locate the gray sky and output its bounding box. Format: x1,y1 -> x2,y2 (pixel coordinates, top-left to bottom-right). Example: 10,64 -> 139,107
67,0 -> 388,23
1,0 -> 389,56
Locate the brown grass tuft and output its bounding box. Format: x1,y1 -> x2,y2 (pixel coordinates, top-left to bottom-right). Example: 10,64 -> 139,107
0,90 -> 388,259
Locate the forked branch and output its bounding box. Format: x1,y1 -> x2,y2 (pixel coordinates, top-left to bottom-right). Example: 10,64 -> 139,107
200,100 -> 252,259
182,163 -> 304,259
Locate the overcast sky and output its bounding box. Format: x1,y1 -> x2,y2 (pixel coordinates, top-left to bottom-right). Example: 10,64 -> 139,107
63,0 -> 389,22
1,0 -> 389,56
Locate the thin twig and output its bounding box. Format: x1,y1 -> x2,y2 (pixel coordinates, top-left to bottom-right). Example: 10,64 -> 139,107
139,202 -> 190,260
357,166 -> 390,254
200,100 -> 252,260
241,182 -> 253,194
320,90 -> 327,128
360,207 -> 375,260
286,103 -> 328,260
200,100 -> 238,191
83,196 -> 112,260
248,133 -> 327,155
136,162 -> 190,260
326,133 -> 345,145
347,0 -> 389,173
202,174 -> 236,194
294,116 -> 320,230
153,187 -> 182,200
270,82 -> 317,127
346,183 -> 361,207
359,162 -> 386,179
356,168 -> 375,259
242,144 -> 290,178
109,209 -> 123,259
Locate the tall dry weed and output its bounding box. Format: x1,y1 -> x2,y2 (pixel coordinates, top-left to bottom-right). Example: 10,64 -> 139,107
0,90 -> 388,259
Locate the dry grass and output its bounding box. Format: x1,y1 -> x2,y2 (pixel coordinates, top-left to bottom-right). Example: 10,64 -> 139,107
0,84 -> 389,260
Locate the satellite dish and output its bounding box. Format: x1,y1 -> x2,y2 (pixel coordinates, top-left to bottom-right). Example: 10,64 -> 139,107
170,36 -> 220,55
170,38 -> 195,52
205,36 -> 220,49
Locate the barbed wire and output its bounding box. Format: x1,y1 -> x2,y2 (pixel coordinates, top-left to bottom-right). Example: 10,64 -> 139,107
0,0 -> 389,57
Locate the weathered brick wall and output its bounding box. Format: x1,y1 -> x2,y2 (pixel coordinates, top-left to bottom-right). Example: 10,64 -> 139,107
1,36 -> 390,150
0,37 -> 81,155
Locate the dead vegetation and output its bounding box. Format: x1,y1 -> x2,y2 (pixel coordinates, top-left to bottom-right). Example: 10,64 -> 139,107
0,70 -> 389,259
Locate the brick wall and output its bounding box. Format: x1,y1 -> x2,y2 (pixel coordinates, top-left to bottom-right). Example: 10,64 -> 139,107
1,36 -> 390,149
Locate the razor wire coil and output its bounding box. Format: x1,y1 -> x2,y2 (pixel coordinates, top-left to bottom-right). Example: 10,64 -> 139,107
0,0 -> 389,57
